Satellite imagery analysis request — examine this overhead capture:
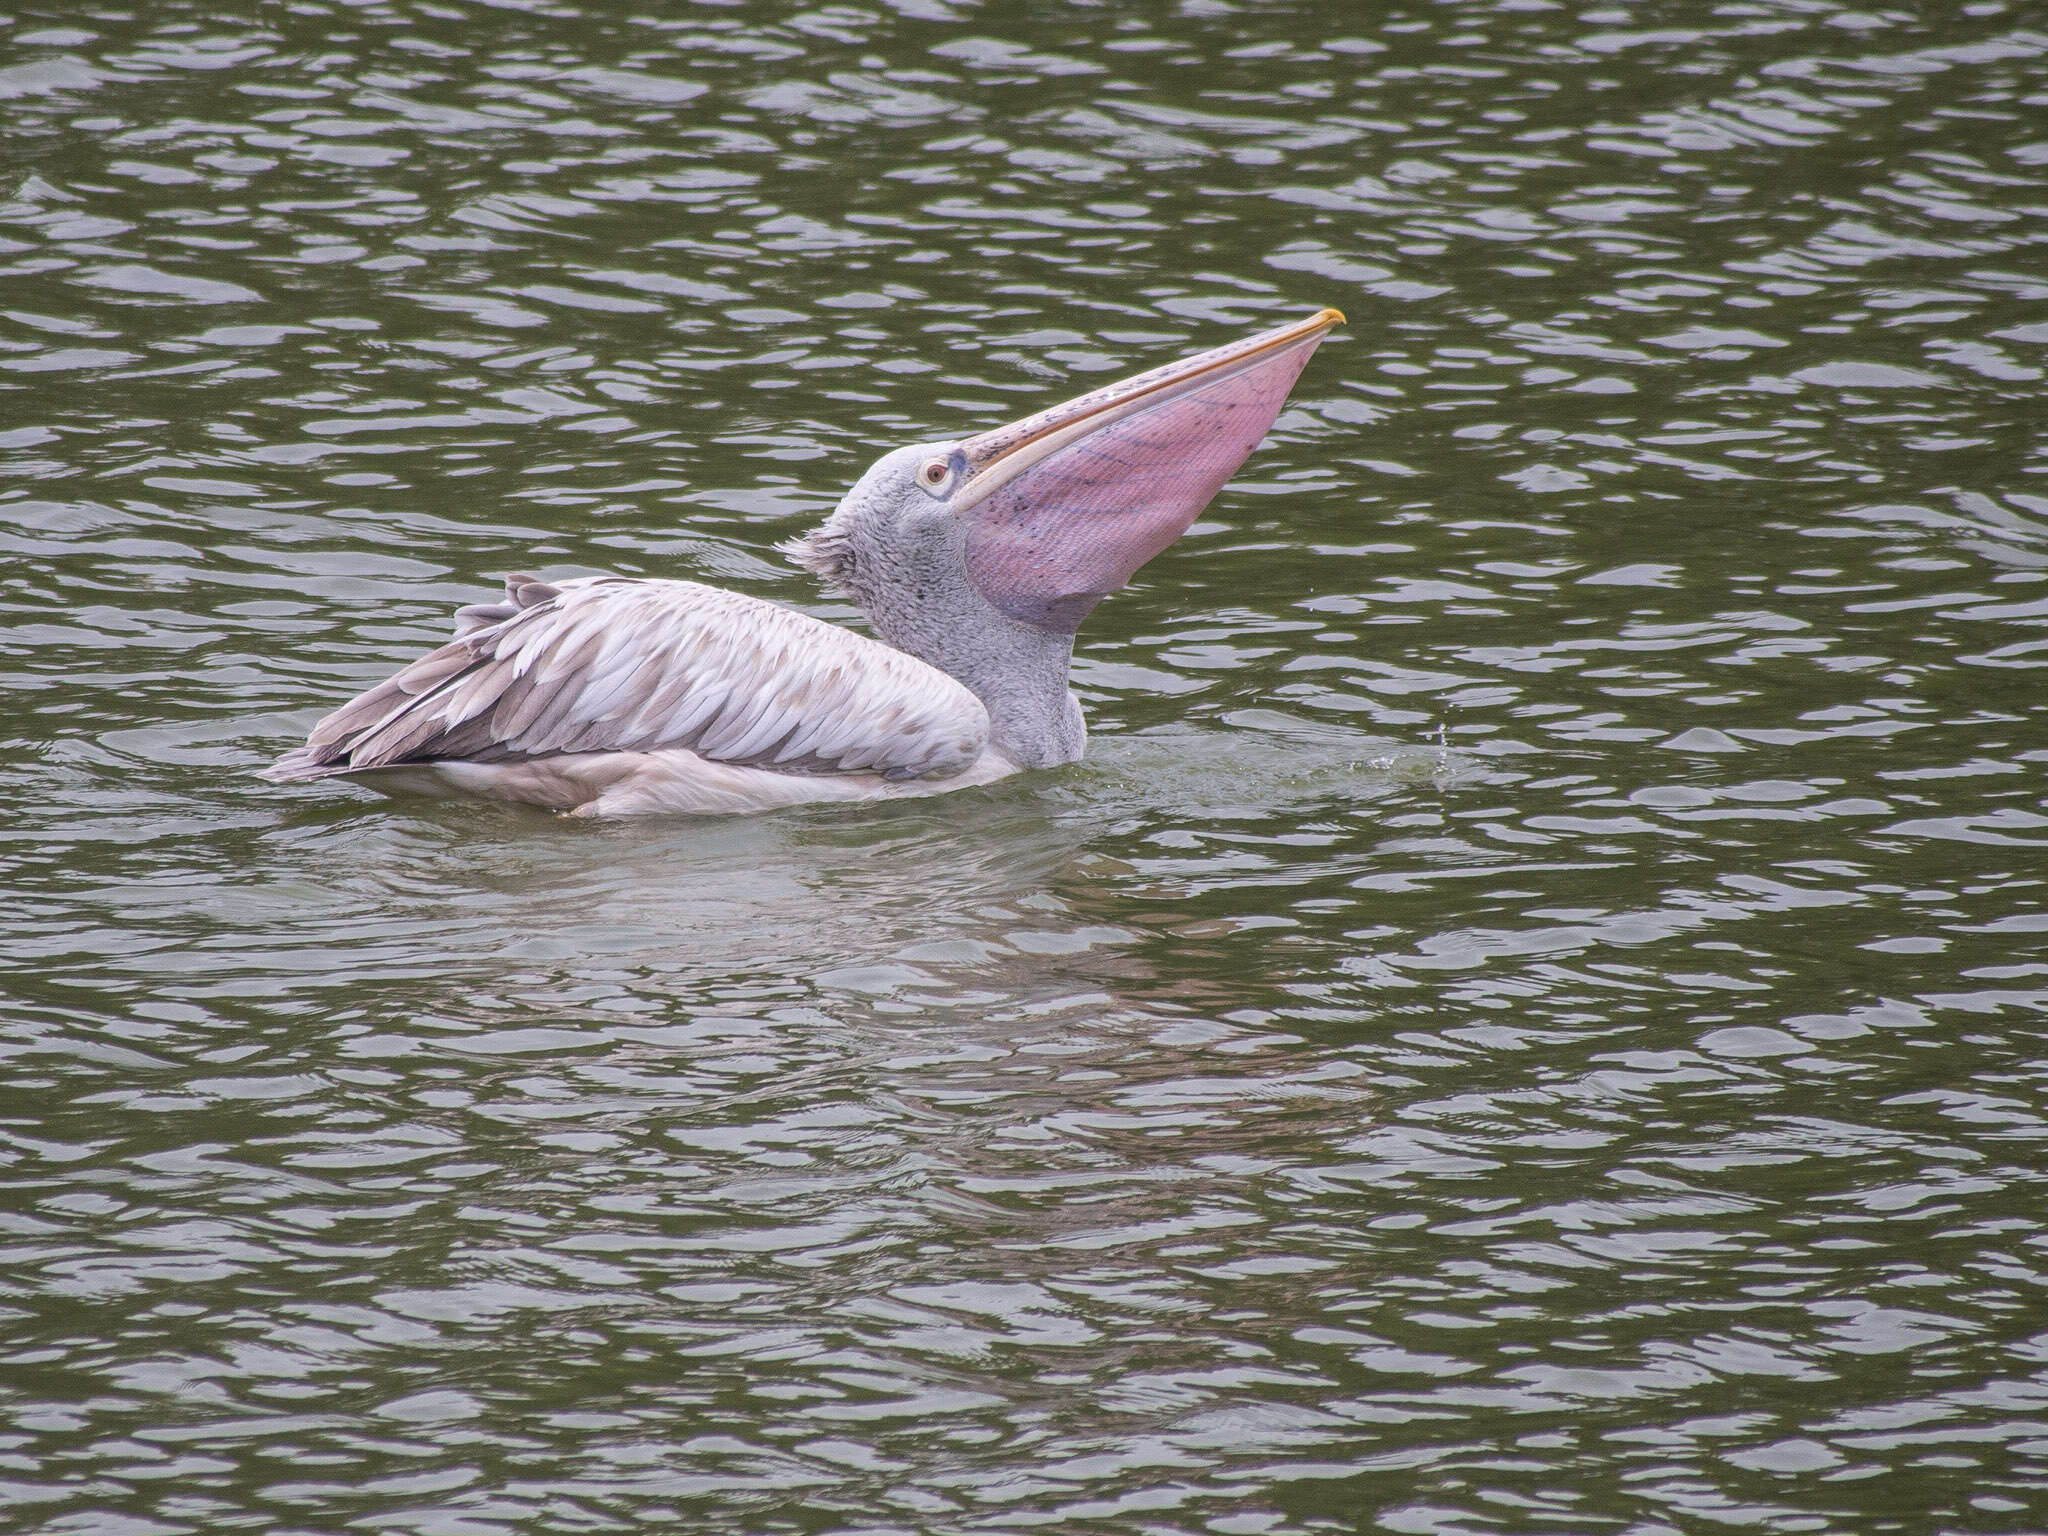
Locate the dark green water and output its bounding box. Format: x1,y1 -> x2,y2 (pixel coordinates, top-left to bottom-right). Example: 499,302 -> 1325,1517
4,2 -> 2046,1532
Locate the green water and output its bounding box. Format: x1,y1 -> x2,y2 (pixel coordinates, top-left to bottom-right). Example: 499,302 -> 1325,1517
3,2 -> 2046,1532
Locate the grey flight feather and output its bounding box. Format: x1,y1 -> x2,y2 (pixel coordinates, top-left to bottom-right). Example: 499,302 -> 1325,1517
262,574 -> 990,785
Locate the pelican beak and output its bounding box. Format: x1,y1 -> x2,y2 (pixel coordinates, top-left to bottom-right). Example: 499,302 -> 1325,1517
955,308 -> 1343,630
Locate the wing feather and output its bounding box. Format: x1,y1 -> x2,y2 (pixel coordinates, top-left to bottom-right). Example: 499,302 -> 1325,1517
265,576 -> 990,785
493,659 -> 560,741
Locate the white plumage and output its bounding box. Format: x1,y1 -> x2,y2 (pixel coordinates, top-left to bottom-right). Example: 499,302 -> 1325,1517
265,576 -> 1006,816
264,309 -> 1341,816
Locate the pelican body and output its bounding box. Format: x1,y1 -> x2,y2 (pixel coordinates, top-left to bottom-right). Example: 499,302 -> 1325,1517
265,308 -> 1342,816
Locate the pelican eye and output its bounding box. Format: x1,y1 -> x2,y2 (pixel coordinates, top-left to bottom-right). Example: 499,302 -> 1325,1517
917,456 -> 956,497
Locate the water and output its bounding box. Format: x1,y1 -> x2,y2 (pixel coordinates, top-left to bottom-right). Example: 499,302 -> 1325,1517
4,1 -> 2046,1531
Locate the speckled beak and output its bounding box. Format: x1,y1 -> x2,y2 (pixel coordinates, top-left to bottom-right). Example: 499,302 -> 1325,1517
957,308 -> 1343,630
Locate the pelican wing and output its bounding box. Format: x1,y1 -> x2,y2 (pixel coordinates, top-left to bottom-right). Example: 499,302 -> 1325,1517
265,576 -> 990,783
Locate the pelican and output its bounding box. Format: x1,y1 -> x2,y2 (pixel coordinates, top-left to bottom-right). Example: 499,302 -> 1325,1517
264,307 -> 1342,817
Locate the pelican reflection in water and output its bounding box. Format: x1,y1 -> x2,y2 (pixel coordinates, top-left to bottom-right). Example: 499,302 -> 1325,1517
265,308 -> 1343,816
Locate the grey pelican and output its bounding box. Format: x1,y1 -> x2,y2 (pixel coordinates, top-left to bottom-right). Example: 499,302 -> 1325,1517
264,307 -> 1342,816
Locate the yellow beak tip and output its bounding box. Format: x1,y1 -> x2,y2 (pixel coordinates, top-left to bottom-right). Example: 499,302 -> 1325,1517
1315,306 -> 1347,327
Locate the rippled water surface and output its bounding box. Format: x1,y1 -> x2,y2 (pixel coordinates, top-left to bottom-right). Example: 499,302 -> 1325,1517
5,1 -> 2047,1531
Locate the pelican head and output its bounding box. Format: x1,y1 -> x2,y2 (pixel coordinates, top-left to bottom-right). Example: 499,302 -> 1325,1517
785,307 -> 1342,767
